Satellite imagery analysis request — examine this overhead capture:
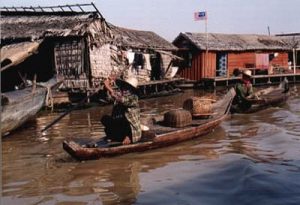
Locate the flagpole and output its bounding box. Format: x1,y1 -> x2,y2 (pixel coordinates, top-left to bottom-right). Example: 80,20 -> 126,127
205,12 -> 208,77
194,11 -> 208,78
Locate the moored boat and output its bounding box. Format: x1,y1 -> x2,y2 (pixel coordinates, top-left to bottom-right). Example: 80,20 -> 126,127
1,77 -> 62,136
231,80 -> 289,114
63,88 -> 236,160
1,86 -> 47,136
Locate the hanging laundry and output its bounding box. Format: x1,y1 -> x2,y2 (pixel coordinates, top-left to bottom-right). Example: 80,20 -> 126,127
126,51 -> 135,64
143,54 -> 152,71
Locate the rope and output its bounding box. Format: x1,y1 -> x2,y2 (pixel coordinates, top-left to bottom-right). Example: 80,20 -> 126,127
45,86 -> 54,111
37,82 -> 54,111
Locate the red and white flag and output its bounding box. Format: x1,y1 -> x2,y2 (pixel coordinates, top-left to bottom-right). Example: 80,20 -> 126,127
194,11 -> 207,21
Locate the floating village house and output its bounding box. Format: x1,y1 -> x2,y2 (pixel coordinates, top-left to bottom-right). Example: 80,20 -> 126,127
173,32 -> 298,81
1,4 -> 179,99
1,3 -> 112,93
109,25 -> 179,83
276,33 -> 300,71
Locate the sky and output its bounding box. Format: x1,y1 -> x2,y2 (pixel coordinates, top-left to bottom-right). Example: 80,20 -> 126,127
1,0 -> 299,41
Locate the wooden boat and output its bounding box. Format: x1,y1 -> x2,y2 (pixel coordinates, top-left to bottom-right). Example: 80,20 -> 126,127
63,88 -> 236,160
1,86 -> 47,136
231,80 -> 289,114
1,77 -> 61,136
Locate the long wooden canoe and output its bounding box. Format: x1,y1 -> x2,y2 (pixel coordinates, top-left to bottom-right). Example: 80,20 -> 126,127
63,88 -> 236,160
1,77 -> 61,136
1,86 -> 47,136
231,80 -> 289,114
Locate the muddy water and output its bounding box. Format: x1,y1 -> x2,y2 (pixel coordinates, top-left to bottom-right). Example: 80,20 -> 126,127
2,87 -> 300,205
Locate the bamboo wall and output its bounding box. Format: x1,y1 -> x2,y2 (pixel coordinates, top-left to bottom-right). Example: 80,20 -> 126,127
160,53 -> 173,78
54,39 -> 85,79
89,44 -> 112,80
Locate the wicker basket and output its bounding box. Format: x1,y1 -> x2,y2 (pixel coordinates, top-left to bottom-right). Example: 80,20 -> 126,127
183,97 -> 213,116
163,109 -> 192,128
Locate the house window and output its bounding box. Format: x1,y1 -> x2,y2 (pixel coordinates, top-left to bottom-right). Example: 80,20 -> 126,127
54,39 -> 85,79
216,52 -> 227,77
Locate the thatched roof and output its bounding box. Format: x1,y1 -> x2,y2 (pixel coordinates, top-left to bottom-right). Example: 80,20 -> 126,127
174,32 -> 292,51
0,10 -> 112,44
111,25 -> 177,51
1,9 -> 176,51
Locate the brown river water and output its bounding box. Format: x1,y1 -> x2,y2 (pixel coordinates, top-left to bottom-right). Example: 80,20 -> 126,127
2,86 -> 300,205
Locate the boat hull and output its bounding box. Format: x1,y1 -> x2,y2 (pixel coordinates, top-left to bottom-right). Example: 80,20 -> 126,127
1,87 -> 46,136
63,88 -> 236,160
231,81 -> 289,114
235,95 -> 288,114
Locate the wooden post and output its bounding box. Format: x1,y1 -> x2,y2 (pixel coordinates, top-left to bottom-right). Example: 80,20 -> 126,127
293,48 -> 296,74
164,60 -> 173,78
32,74 -> 37,93
143,85 -> 146,95
267,77 -> 271,84
87,91 -> 90,103
205,16 -> 208,78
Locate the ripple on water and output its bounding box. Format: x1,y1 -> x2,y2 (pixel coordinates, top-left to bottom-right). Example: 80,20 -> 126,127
2,88 -> 300,205
137,154 -> 300,205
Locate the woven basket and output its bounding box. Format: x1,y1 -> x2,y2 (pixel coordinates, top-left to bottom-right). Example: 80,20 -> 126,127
163,109 -> 192,128
183,97 -> 213,116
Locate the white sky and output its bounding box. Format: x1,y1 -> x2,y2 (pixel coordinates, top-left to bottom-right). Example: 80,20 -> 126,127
1,0 -> 299,41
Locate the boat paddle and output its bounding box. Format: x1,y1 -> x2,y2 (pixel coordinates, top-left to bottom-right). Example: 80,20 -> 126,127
40,87 -> 102,134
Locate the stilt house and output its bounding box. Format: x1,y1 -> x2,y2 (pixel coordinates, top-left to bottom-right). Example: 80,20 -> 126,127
276,33 -> 300,72
1,3 -> 179,94
173,32 -> 293,81
1,4 -> 112,93
108,25 -> 179,83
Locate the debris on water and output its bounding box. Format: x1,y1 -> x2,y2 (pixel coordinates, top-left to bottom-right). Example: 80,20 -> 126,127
37,136 -> 50,142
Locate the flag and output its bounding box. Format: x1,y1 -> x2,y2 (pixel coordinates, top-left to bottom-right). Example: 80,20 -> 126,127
194,11 -> 207,21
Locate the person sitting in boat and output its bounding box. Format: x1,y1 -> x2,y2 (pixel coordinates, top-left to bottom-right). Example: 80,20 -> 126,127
101,75 -> 141,145
233,69 -> 256,111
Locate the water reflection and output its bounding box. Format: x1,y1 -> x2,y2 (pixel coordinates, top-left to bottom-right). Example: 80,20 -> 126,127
2,87 -> 300,205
